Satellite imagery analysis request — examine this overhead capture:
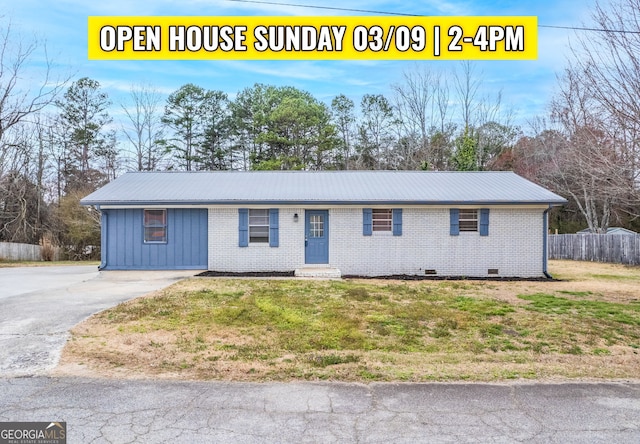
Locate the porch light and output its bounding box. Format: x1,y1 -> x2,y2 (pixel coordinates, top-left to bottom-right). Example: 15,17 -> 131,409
293,213 -> 299,222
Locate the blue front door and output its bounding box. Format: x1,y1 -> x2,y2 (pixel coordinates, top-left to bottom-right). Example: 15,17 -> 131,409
305,210 -> 329,264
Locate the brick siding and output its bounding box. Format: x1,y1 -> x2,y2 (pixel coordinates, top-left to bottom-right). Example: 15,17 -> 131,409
208,206 -> 545,277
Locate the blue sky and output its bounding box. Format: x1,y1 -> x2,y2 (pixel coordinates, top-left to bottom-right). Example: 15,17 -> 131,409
6,0 -> 598,130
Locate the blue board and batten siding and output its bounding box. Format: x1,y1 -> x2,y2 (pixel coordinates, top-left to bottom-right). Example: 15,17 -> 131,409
101,208 -> 208,270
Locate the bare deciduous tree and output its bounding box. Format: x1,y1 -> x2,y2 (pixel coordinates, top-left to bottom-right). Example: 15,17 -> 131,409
0,20 -> 68,243
392,65 -> 447,169
570,0 -> 640,216
122,84 -> 167,171
0,21 -> 66,149
540,69 -> 634,232
454,61 -> 481,130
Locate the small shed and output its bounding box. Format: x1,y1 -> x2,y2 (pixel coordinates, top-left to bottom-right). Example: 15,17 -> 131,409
577,227 -> 638,235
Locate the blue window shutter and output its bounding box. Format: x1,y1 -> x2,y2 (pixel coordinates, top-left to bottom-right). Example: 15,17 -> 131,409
480,208 -> 490,236
238,208 -> 248,247
363,208 -> 372,236
269,208 -> 279,247
450,209 -> 460,236
392,209 -> 403,236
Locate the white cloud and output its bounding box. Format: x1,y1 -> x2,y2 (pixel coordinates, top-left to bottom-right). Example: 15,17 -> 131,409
5,0 -> 604,132
101,78 -> 176,95
222,60 -> 344,80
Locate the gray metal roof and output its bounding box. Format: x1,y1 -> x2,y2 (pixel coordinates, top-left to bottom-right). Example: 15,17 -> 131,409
80,171 -> 567,206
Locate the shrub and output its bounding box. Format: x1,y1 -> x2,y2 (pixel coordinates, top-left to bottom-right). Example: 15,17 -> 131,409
40,235 -> 57,261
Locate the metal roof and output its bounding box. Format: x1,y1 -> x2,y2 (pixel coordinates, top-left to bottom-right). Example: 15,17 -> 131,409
577,227 -> 638,235
80,171 -> 568,206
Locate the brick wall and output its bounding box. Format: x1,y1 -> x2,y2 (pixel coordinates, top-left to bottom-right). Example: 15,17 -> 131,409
208,206 -> 546,277
330,207 -> 544,277
208,207 -> 304,272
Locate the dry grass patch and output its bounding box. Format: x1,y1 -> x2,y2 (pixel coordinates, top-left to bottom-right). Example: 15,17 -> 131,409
0,260 -> 99,268
56,260 -> 640,382
479,260 -> 640,304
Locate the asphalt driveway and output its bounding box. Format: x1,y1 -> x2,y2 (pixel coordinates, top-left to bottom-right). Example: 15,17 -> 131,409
0,266 -> 197,377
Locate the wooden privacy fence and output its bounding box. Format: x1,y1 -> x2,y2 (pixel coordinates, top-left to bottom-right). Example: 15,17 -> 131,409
0,242 -> 60,261
548,234 -> 640,266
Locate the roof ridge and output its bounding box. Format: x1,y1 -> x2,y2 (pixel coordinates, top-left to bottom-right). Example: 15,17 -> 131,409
81,170 -> 566,206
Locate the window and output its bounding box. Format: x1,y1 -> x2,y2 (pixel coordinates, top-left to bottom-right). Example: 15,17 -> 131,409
450,208 -> 489,236
458,209 -> 478,232
309,214 -> 324,237
249,209 -> 269,243
363,208 -> 402,236
372,209 -> 393,232
239,209 -> 279,247
144,209 -> 167,243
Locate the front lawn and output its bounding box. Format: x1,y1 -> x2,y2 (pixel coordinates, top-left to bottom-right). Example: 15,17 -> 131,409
58,260 -> 640,381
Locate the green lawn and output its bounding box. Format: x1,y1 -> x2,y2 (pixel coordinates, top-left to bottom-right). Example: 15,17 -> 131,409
61,260 -> 640,382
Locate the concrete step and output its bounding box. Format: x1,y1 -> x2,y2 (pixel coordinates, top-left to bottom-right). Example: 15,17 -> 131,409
294,267 -> 342,278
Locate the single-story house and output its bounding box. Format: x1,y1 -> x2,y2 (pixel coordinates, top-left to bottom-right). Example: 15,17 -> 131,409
80,171 -> 567,278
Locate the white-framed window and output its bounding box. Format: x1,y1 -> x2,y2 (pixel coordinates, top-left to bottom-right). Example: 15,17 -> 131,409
372,209 -> 393,232
458,209 -> 478,232
249,209 -> 269,243
309,214 -> 325,238
143,209 -> 167,243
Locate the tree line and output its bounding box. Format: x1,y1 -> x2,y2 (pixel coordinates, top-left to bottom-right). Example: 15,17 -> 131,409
1,0 -> 639,258
118,63 -> 515,174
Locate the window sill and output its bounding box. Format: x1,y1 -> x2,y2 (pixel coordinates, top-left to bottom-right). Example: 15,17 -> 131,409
371,231 -> 394,236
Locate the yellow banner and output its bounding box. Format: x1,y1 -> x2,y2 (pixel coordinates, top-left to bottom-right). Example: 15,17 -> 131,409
88,16 -> 537,60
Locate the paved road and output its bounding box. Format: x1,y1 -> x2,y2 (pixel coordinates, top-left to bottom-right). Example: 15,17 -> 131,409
0,266 -> 197,377
1,377 -> 639,443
